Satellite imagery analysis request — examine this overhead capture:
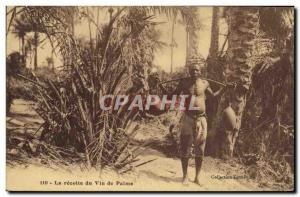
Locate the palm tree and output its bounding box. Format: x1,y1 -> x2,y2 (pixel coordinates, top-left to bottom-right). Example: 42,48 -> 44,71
185,7 -> 202,64
9,7 -> 73,70
12,18 -> 30,56
208,7 -> 220,59
212,7 -> 260,158
24,36 -> 34,68
206,7 -> 221,154
259,7 -> 294,50
252,7 -> 294,157
170,14 -> 177,74
140,7 -> 201,69
23,32 -> 39,70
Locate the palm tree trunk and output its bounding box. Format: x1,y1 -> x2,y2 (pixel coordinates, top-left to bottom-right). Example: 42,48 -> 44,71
206,7 -> 221,155
208,7 -> 220,59
170,15 -> 176,74
34,31 -> 38,70
21,36 -> 25,56
186,7 -> 201,66
212,7 -> 259,158
18,38 -> 21,53
185,26 -> 189,65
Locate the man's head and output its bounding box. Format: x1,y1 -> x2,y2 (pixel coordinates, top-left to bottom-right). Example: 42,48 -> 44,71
187,61 -> 205,77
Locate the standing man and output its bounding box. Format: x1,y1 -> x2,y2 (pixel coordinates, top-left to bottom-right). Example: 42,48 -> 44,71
173,59 -> 225,186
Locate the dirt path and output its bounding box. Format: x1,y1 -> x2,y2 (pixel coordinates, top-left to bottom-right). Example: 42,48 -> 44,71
124,148 -> 260,191
7,99 -> 263,191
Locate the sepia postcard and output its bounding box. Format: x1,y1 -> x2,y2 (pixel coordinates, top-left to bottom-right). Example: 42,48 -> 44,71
6,6 -> 295,192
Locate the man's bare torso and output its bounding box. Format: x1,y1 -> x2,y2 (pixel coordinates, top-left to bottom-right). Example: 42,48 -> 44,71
178,78 -> 209,115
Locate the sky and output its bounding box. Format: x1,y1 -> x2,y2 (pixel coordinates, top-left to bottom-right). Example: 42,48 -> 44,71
6,7 -> 228,72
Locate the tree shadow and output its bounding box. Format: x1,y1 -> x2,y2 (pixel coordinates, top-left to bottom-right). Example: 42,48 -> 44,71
145,136 -> 180,158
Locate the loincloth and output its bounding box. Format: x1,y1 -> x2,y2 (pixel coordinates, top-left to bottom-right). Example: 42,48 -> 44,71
180,112 -> 207,136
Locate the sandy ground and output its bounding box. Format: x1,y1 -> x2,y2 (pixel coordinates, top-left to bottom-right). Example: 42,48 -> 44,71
6,99 -> 272,191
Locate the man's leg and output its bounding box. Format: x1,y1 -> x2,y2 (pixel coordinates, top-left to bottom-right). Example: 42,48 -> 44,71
194,117 -> 207,185
180,134 -> 192,185
194,149 -> 205,185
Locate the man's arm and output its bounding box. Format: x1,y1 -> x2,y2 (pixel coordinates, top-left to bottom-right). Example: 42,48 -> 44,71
145,80 -> 183,115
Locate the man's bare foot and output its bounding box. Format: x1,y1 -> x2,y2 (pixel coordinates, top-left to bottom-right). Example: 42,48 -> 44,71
194,178 -> 203,186
182,177 -> 189,186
